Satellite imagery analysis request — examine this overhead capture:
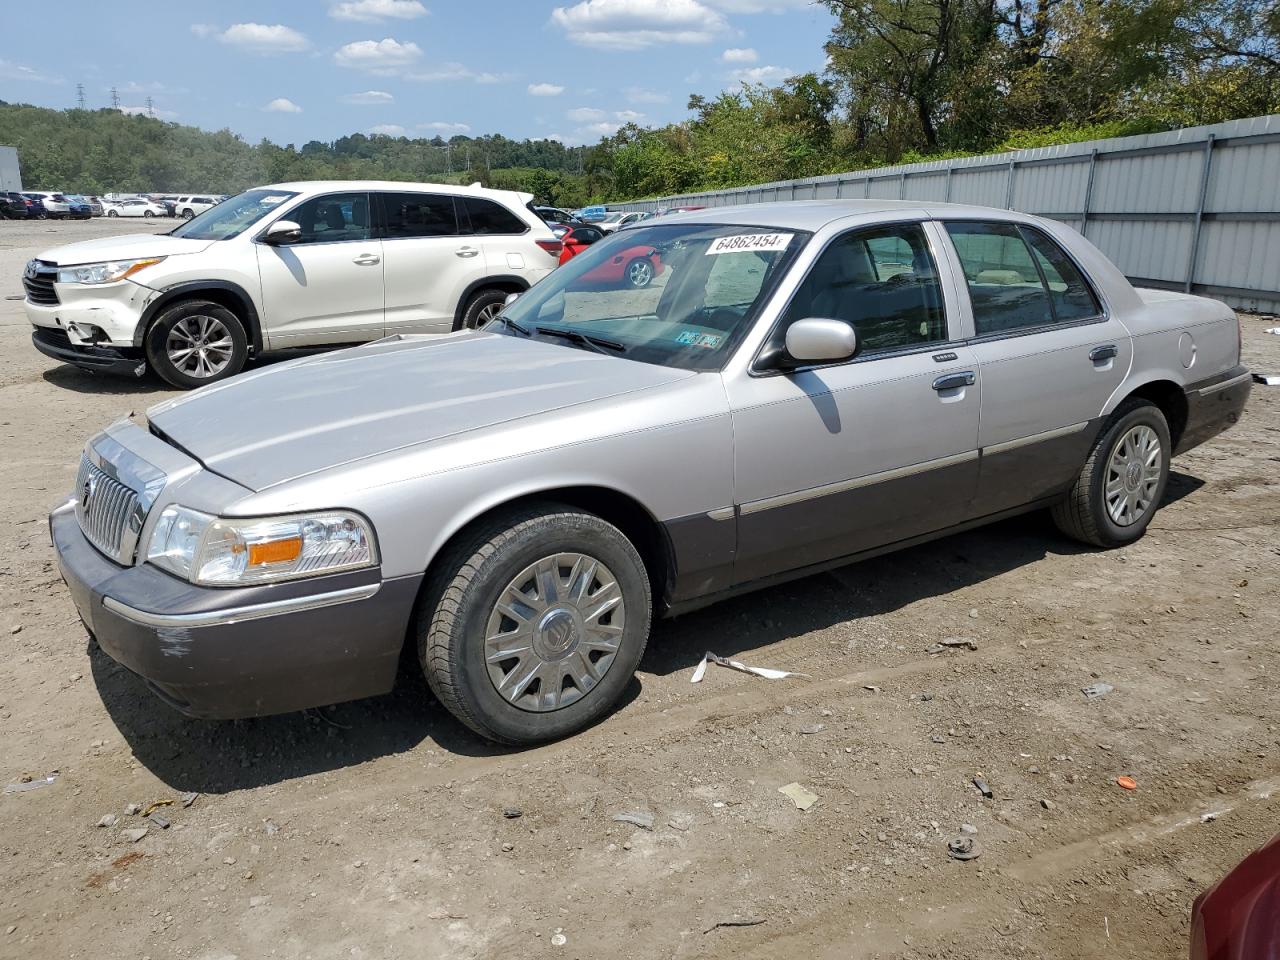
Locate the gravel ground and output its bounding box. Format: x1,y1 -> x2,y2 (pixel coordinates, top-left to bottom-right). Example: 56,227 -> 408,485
1,217 -> 1278,960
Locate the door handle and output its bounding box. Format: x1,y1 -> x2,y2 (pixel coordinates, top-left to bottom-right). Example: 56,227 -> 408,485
352,254 -> 380,266
1090,344 -> 1118,362
455,247 -> 479,258
932,371 -> 976,392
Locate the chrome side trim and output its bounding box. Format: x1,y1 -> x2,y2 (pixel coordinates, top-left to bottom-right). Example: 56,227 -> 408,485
740,450 -> 979,516
707,506 -> 736,522
981,421 -> 1088,457
103,583 -> 380,629
1197,371 -> 1252,396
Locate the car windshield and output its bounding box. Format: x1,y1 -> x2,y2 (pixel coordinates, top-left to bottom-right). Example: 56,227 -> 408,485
169,188 -> 299,240
497,222 -> 809,371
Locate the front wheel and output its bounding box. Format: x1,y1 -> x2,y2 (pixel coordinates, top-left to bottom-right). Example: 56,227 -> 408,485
625,257 -> 654,288
145,300 -> 249,389
143,210 -> 154,218
457,288 -> 510,330
418,504 -> 652,745
107,210 -> 118,218
182,209 -> 194,219
1051,399 -> 1171,548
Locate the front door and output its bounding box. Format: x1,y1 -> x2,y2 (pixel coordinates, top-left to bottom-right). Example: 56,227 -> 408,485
256,191 -> 384,347
940,220 -> 1132,515
726,220 -> 983,585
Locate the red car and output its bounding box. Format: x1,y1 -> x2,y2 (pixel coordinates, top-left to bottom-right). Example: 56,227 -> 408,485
555,223 -> 664,289
1191,832 -> 1280,959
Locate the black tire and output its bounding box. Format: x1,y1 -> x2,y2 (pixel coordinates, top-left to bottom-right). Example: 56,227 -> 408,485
1051,398 -> 1171,548
456,288 -> 510,330
417,503 -> 652,745
107,210 -> 118,218
182,209 -> 194,219
143,210 -> 154,218
144,299 -> 249,389
624,256 -> 654,288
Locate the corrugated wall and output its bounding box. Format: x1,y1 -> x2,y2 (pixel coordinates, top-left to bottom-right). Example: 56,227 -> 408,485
615,114 -> 1280,313
0,146 -> 21,192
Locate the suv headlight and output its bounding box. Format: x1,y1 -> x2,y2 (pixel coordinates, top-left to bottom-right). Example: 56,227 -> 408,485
145,505 -> 378,586
57,257 -> 165,285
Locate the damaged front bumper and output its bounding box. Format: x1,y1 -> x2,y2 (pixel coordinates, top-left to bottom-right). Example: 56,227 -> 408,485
32,328 -> 148,377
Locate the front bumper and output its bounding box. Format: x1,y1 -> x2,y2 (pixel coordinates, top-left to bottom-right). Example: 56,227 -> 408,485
24,277 -> 156,345
1175,365 -> 1252,455
32,328 -> 147,377
51,501 -> 422,719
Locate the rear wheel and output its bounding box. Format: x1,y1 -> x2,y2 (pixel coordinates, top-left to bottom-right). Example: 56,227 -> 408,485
182,209 -> 194,219
625,257 -> 654,288
457,288 -> 510,330
107,210 -> 118,218
143,210 -> 155,218
417,504 -> 652,745
145,299 -> 248,389
1052,399 -> 1171,548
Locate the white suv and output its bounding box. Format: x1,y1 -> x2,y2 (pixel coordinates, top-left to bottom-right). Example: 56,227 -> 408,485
175,195 -> 221,218
25,180 -> 561,388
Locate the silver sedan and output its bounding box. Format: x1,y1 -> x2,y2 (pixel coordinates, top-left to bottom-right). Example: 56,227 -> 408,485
51,200 -> 1251,743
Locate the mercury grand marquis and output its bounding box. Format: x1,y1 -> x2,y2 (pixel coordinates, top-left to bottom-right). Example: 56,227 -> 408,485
51,200 -> 1252,744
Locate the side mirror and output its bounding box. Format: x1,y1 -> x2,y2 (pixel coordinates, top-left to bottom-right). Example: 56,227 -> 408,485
783,318 -> 858,366
264,220 -> 302,245
503,292 -> 520,307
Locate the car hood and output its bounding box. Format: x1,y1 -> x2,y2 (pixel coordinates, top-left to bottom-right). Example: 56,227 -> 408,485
38,232 -> 215,266
146,332 -> 696,491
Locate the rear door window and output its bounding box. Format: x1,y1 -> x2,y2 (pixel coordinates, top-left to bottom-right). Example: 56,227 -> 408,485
461,196 -> 527,235
380,192 -> 459,238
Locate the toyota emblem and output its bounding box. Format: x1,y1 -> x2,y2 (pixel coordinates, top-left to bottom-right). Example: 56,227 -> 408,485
24,260 -> 38,280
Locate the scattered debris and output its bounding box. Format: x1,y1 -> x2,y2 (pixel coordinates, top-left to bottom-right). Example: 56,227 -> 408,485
779,782 -> 819,811
1253,373 -> 1280,386
149,814 -> 171,829
1116,776 -> 1138,791
121,827 -> 149,843
931,734 -> 946,744
501,842 -> 514,852
959,823 -> 978,835
947,836 -> 981,861
124,803 -> 141,816
612,811 -> 655,831
249,895 -> 270,908
4,774 -> 56,795
551,932 -> 567,946
97,814 -> 118,828
863,684 -> 881,693
798,723 -> 825,735
1081,682 -> 1114,700
141,799 -> 173,818
972,777 -> 993,799
264,819 -> 280,836
1265,327 -> 1280,335
180,792 -> 199,808
691,651 -> 808,683
942,637 -> 979,651
1040,799 -> 1055,810
703,917 -> 767,935
1201,809 -> 1229,823
502,807 -> 523,819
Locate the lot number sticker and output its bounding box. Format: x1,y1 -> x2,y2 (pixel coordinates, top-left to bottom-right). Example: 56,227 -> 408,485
705,232 -> 793,255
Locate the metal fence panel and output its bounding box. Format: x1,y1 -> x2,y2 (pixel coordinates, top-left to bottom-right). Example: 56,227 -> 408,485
616,113 -> 1280,312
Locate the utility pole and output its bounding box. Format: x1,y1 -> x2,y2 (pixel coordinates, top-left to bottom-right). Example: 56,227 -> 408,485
76,83 -> 85,110
465,143 -> 471,171
145,96 -> 154,118
110,87 -> 120,110
445,143 -> 451,173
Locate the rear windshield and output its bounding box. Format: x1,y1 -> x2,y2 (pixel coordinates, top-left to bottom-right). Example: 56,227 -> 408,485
169,188 -> 299,241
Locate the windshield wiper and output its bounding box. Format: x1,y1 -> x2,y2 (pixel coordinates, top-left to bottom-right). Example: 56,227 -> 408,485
535,326 -> 627,355
490,315 -> 531,336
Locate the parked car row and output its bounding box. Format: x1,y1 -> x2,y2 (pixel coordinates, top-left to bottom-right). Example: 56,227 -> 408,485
27,180 -> 1251,754
2,191 -> 226,220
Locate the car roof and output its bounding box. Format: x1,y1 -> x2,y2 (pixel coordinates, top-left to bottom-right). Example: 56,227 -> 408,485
650,199 -> 1047,231
262,180 -> 532,201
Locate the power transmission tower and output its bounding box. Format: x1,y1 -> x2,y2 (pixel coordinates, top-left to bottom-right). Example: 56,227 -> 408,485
445,143 -> 451,173
110,87 -> 120,110
146,96 -> 154,118
76,83 -> 85,110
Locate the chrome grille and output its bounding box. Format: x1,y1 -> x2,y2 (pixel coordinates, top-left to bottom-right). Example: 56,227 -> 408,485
23,261 -> 58,305
75,454 -> 142,563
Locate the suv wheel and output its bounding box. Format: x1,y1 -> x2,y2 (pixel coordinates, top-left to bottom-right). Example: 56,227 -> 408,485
145,300 -> 249,389
417,503 -> 652,745
1051,398 -> 1171,548
457,289 -> 510,330
182,209 -> 194,219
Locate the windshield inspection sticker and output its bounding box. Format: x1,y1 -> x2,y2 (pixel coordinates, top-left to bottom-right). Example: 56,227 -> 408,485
675,330 -> 700,345
261,195 -> 289,205
705,232 -> 793,256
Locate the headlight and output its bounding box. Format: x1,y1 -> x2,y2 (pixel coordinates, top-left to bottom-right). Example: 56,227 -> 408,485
145,505 -> 378,586
56,257 -> 165,285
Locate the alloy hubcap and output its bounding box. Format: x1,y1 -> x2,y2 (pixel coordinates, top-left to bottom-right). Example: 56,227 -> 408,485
167,314 -> 234,379
475,302 -> 501,327
628,260 -> 651,286
1105,424 -> 1162,526
484,553 -> 624,712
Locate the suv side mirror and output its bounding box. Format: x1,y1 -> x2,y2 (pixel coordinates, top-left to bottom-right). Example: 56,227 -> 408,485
503,292 -> 520,307
264,220 -> 302,245
782,318 -> 858,366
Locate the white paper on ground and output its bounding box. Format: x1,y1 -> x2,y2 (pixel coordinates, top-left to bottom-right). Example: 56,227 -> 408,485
1254,373 -> 1280,385
691,651 -> 810,683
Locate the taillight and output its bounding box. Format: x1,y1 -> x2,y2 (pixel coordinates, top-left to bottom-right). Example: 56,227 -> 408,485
535,238 -> 563,258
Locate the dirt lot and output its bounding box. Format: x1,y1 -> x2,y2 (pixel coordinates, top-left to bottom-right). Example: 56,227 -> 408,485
1,216 -> 1278,960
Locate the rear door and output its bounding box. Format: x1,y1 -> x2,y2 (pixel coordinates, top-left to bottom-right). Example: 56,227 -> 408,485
378,190 -> 485,335
939,220 -> 1131,515
726,219 -> 983,584
255,191 -> 385,346
459,195 -> 539,280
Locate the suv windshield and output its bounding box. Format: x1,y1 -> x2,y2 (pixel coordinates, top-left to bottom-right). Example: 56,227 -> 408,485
498,222 -> 809,371
170,188 -> 299,241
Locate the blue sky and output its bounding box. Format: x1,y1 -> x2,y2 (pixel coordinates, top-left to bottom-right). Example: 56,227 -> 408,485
2,0 -> 834,145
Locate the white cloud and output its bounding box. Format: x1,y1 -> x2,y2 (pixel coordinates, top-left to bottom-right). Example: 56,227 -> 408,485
704,0 -> 809,10
721,46 -> 757,63
551,0 -> 729,50
543,133 -> 566,143
528,82 -> 565,97
340,90 -> 395,104
614,109 -> 645,122
334,38 -> 423,71
330,0 -> 428,21
263,97 -> 303,113
368,123 -> 407,136
118,105 -> 179,120
418,121 -> 472,133
189,23 -> 217,38
581,120 -> 622,137
219,23 -> 310,53
624,86 -> 669,104
0,58 -> 62,83
567,106 -> 608,123
731,64 -> 793,85
404,62 -> 503,83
